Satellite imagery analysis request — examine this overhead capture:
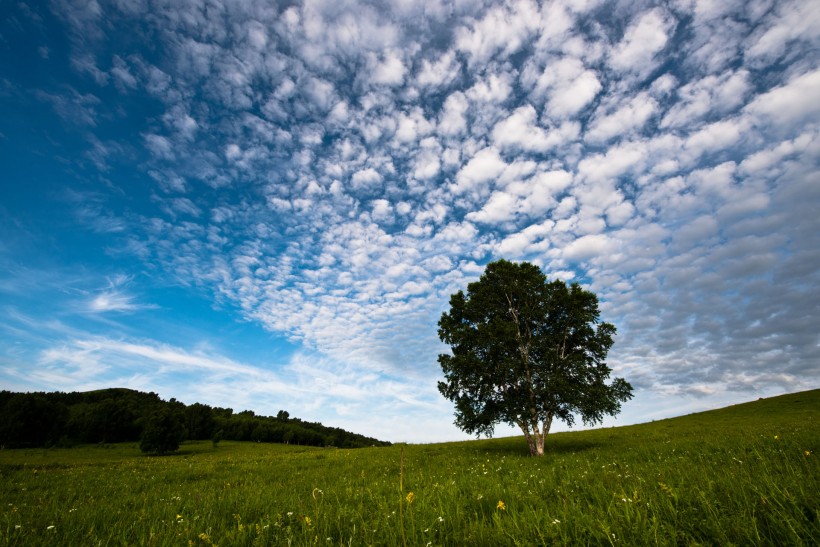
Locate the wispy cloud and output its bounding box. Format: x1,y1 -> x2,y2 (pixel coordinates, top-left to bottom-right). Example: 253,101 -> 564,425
86,275 -> 157,313
1,328 -> 453,441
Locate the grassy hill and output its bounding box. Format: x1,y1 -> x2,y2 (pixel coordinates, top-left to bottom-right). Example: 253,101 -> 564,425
1,390 -> 817,545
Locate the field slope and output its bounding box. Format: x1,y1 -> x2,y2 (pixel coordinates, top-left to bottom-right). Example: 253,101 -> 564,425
1,390 -> 818,545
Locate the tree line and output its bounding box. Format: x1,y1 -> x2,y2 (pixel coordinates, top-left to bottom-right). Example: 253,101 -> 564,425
0,388 -> 389,453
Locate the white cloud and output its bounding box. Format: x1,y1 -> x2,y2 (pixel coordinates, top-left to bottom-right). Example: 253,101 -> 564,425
416,50 -> 461,88
71,54 -> 109,85
413,137 -> 442,180
453,146 -> 506,194
586,92 -> 658,143
144,134 -> 174,160
744,68 -> 820,127
531,57 -> 602,118
563,233 -> 614,261
467,190 -> 518,224
683,117 -> 748,161
497,220 -> 554,257
454,0 -> 541,66
437,91 -> 470,137
605,200 -> 635,227
351,167 -> 383,190
511,169 -> 572,215
609,8 -> 675,75
225,143 -> 241,161
466,71 -> 514,104
87,279 -> 155,313
305,77 -> 336,111
493,104 -> 578,152
393,108 -> 433,145
661,69 -> 751,129
578,141 -> 647,185
369,50 -> 407,86
746,0 -> 820,64
738,132 -> 815,176
111,55 -> 137,89
467,165 -> 573,225
370,199 -> 393,222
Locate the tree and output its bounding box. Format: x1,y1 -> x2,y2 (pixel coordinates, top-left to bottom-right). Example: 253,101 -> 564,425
437,259 -> 633,456
0,394 -> 68,448
140,408 -> 184,455
185,403 -> 215,440
86,398 -> 139,443
212,429 -> 223,448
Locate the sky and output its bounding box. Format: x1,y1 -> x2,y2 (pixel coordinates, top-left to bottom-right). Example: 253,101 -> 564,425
1,0 -> 818,443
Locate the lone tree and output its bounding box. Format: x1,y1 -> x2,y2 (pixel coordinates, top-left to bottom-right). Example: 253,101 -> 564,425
140,407 -> 184,455
437,259 -> 633,456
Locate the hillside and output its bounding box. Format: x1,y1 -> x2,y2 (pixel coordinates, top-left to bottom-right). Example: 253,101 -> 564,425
1,389 -> 817,545
648,389 -> 819,428
414,388 -> 819,455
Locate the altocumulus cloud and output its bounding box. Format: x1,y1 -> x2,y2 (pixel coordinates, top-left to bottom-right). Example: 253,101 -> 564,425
0,0 -> 818,441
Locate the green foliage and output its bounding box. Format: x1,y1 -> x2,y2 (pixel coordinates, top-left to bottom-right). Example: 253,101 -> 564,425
438,259 -> 633,455
0,394 -> 68,448
185,403 -> 216,440
68,398 -> 141,443
0,390 -> 817,545
140,408 -> 185,455
0,389 -> 388,449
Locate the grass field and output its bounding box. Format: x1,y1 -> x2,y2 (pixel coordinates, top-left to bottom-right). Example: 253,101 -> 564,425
1,390 -> 818,546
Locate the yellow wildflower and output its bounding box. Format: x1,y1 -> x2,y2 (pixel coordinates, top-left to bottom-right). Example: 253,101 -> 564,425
406,492 -> 415,504
496,500 -> 506,511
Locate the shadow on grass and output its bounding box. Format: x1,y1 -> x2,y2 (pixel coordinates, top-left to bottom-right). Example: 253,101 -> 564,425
543,437 -> 601,455
459,435 -> 602,457
142,448 -> 207,458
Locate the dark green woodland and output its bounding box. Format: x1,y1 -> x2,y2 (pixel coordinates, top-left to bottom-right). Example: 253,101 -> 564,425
0,388 -> 388,452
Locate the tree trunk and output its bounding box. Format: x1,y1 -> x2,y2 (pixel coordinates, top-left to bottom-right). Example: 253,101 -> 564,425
519,417 -> 552,456
534,433 -> 545,456
518,421 -> 546,456
525,433 -> 537,456
534,414 -> 553,456
516,421 -> 537,456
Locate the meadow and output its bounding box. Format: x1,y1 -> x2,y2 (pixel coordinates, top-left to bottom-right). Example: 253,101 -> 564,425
1,390 -> 817,546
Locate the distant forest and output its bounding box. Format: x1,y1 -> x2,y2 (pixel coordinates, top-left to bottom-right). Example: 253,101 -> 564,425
0,388 -> 389,450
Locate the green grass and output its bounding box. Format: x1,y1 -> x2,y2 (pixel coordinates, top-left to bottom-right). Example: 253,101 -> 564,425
1,390 -> 818,545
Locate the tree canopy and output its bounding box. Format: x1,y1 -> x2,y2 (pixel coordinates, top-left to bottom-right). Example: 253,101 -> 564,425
437,259 -> 633,456
140,407 -> 185,455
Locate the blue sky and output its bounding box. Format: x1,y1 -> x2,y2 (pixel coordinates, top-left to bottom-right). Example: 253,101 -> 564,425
1,0 -> 818,443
